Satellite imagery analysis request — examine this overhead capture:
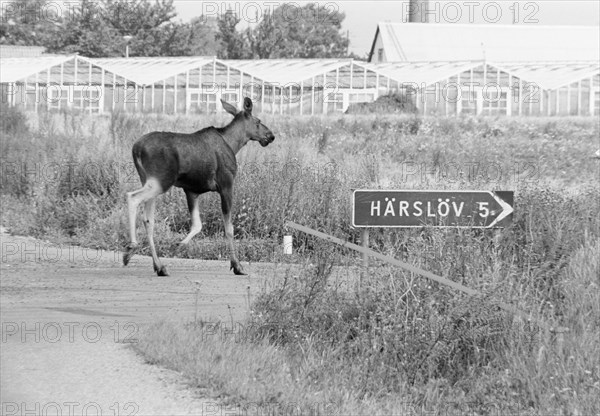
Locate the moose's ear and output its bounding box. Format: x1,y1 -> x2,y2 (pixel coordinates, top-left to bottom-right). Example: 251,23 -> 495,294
221,99 -> 238,116
243,97 -> 253,114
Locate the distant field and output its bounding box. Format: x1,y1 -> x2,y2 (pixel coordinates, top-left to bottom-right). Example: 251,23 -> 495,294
1,106 -> 599,414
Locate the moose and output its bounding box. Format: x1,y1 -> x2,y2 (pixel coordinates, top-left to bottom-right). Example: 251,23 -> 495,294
123,97 -> 275,276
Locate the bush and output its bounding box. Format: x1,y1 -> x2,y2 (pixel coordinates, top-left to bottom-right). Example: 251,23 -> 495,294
0,103 -> 29,136
345,92 -> 418,114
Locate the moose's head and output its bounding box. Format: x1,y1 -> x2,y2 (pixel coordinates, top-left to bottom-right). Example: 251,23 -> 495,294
221,97 -> 275,147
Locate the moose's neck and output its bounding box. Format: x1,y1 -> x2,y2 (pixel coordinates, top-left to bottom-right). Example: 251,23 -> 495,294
221,119 -> 249,155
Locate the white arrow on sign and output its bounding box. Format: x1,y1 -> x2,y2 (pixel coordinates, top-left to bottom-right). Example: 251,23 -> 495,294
487,191 -> 514,228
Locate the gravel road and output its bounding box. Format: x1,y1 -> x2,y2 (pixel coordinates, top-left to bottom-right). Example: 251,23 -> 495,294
1,228 -> 288,415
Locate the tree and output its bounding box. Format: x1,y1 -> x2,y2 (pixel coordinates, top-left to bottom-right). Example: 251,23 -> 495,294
40,0 -> 216,57
0,0 -> 61,46
186,16 -> 220,56
46,0 -> 182,57
100,0 -> 176,56
216,11 -> 250,59
46,0 -> 123,57
247,3 -> 349,59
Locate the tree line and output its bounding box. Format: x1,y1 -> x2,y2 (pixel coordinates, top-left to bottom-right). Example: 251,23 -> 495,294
0,0 -> 359,59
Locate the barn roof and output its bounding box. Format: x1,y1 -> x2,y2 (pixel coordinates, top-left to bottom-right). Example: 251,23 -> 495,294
369,23 -> 600,63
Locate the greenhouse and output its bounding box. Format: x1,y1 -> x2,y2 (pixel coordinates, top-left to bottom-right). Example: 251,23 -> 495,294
496,61 -> 600,116
224,58 -> 408,115
1,54 -> 598,116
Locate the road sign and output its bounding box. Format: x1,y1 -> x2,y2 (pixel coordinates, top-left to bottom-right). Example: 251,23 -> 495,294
352,190 -> 513,228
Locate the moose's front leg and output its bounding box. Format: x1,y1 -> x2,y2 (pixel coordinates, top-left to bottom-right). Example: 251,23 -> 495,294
220,190 -> 246,275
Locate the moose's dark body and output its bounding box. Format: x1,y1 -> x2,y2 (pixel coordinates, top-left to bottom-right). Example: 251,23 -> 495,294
123,98 -> 274,276
132,127 -> 236,195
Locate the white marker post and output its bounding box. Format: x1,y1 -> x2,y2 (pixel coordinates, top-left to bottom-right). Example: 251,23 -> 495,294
283,235 -> 293,255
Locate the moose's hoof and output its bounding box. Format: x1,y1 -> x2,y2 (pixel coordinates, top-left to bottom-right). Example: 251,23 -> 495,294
154,264 -> 169,277
123,243 -> 138,266
230,260 -> 247,276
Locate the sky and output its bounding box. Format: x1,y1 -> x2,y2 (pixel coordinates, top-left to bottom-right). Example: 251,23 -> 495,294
173,1 -> 600,58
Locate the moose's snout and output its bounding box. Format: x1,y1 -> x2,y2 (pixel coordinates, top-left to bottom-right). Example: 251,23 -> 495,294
261,131 -> 275,147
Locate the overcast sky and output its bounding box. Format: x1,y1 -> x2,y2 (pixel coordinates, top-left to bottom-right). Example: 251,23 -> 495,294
173,1 -> 600,58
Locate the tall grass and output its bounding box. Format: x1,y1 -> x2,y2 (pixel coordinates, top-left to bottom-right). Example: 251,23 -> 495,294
137,235 -> 599,414
2,106 -> 598,256
2,105 -> 599,413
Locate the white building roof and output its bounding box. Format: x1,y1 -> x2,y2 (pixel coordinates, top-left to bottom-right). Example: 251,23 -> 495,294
365,60 -> 483,86
369,23 -> 600,63
225,59 -> 355,85
0,55 -> 74,83
89,56 -> 216,85
494,61 -> 600,90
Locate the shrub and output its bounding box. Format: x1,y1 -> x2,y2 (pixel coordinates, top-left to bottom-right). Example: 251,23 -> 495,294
345,92 -> 418,114
0,103 -> 29,136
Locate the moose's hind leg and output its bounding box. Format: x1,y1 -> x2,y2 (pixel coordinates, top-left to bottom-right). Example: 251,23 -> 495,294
123,178 -> 163,268
220,189 -> 246,275
143,197 -> 168,276
179,191 -> 202,245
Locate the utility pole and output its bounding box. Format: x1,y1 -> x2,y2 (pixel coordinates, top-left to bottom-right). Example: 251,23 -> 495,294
123,35 -> 132,58
346,30 -> 350,56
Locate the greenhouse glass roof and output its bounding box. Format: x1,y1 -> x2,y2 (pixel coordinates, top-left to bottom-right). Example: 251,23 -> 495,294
225,59 -> 356,85
365,60 -> 484,86
89,56 -> 217,85
0,55 -> 74,83
493,61 -> 600,90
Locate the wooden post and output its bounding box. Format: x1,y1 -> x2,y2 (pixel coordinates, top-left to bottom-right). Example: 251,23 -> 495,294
361,228 -> 369,267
